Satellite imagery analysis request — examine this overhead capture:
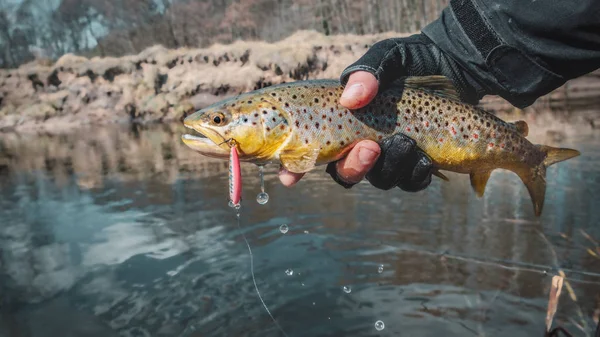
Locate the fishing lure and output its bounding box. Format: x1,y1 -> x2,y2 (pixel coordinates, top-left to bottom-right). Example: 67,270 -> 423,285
229,143 -> 242,206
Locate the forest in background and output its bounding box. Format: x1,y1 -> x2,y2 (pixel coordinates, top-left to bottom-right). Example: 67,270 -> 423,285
0,0 -> 448,68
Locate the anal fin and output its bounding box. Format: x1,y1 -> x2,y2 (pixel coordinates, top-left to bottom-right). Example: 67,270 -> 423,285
469,170 -> 492,197
433,169 -> 450,182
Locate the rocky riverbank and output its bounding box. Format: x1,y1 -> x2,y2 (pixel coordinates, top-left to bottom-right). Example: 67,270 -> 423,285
1,30 -> 599,134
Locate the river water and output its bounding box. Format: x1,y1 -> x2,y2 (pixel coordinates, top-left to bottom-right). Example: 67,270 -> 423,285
0,117 -> 599,337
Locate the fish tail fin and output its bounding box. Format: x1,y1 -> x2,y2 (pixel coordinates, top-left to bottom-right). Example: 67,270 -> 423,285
513,145 -> 580,216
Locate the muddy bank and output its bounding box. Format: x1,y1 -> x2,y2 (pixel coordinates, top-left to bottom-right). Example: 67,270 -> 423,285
1,30 -> 599,134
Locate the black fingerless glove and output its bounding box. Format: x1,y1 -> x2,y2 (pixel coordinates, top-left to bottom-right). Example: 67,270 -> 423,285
340,33 -> 485,106
326,133 -> 434,192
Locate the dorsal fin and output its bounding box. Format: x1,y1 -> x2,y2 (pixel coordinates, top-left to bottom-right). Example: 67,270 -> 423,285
401,75 -> 462,102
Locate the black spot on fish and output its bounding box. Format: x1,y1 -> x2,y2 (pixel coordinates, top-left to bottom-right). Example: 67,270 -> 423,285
314,98 -> 319,103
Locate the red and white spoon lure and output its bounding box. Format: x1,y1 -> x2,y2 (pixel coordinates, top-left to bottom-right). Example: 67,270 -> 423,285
228,144 -> 242,207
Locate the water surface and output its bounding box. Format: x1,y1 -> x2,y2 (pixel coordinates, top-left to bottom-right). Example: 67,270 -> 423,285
0,120 -> 599,337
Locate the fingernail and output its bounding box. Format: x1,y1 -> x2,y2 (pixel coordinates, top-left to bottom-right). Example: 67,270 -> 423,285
358,147 -> 378,165
341,83 -> 364,100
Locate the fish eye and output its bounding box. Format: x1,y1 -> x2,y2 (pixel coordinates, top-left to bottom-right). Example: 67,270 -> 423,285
210,113 -> 225,125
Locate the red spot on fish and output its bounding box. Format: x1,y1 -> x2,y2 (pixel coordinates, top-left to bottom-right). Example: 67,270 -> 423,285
488,143 -> 494,148
356,131 -> 360,135
280,125 -> 285,130
451,126 -> 457,135
378,135 -> 383,140
473,133 -> 479,139
425,121 -> 430,127
501,143 -> 505,148
439,138 -> 444,142
406,127 -> 411,132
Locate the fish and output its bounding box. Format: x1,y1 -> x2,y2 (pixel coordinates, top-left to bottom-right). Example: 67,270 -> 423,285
181,76 -> 581,216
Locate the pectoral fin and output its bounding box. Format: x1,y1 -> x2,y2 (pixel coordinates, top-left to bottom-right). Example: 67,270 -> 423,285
280,146 -> 320,173
469,170 -> 492,197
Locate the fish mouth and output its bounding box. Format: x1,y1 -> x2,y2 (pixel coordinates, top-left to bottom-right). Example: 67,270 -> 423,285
181,124 -> 229,159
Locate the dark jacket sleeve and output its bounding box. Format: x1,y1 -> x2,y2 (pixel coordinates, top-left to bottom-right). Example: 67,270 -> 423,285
422,0 -> 600,108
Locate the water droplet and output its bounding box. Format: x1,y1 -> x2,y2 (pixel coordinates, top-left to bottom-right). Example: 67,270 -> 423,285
312,302 -> 316,306
342,286 -> 351,293
256,165 -> 269,205
279,224 -> 289,234
378,265 -> 384,273
285,268 -> 294,276
303,230 -> 309,234
375,320 -> 385,331
256,192 -> 269,204
301,283 -> 305,286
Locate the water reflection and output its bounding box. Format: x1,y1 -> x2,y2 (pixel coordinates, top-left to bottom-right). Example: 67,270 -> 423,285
0,119 -> 599,337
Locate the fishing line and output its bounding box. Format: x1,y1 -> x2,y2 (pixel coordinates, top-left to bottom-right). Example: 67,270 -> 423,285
235,210 -> 290,337
228,144 -> 289,337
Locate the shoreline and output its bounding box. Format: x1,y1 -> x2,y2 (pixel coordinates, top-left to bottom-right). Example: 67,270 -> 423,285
0,30 -> 599,135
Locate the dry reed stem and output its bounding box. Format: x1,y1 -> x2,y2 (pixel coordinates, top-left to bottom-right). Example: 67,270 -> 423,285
547,275 -> 565,332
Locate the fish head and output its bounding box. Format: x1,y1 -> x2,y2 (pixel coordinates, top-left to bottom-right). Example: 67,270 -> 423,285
182,92 -> 292,164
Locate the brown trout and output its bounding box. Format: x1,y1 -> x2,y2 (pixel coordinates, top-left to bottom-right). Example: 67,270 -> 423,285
182,76 -> 580,216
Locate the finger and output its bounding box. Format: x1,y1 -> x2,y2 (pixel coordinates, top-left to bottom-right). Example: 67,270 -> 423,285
335,140 -> 381,184
278,166 -> 305,187
339,71 -> 379,109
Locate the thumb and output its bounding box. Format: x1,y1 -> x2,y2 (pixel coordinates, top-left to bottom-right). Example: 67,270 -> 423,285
339,71 -> 379,109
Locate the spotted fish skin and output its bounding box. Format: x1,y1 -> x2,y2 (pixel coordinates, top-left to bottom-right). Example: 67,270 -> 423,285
182,76 -> 580,216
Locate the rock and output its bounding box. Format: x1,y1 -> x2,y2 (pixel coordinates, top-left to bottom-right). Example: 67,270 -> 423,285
140,93 -> 169,120
20,103 -> 57,120
164,101 -> 195,121
39,90 -> 69,109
